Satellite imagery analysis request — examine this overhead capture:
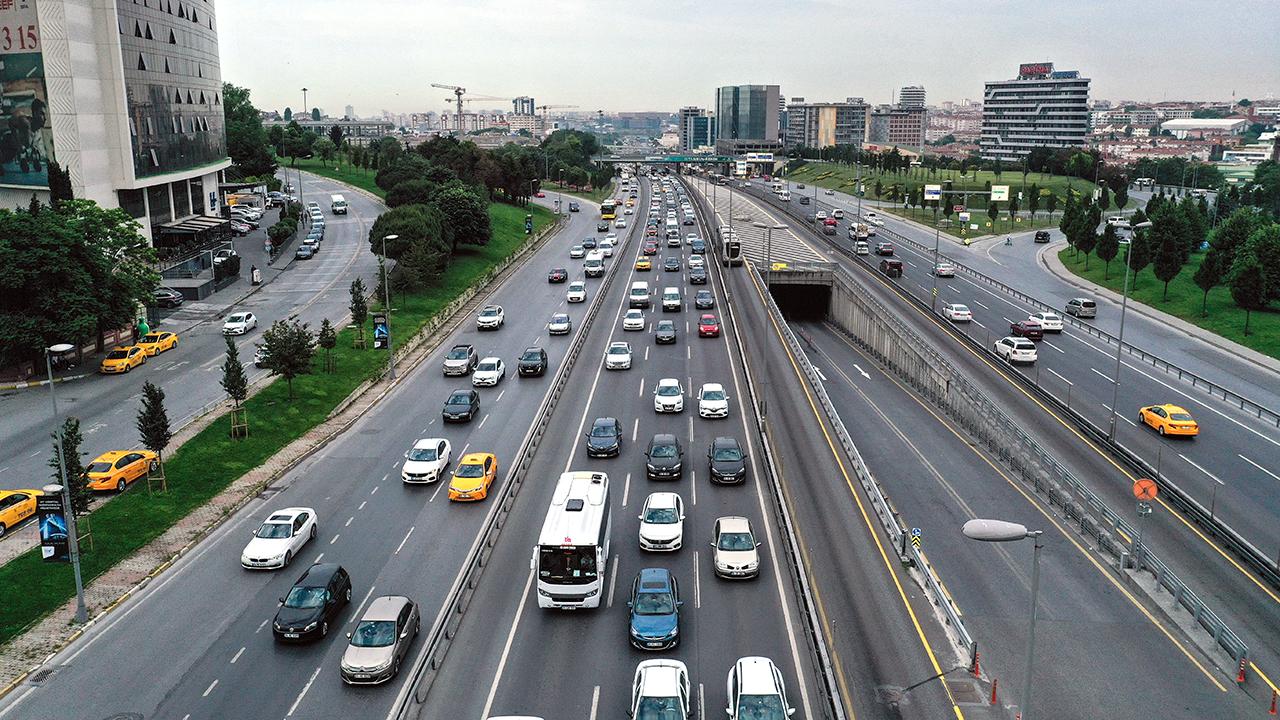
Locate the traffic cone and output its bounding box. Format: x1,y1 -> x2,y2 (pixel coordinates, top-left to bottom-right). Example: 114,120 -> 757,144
1236,658 -> 1247,684
1269,689 -> 1276,715
990,678 -> 998,705
972,651 -> 981,677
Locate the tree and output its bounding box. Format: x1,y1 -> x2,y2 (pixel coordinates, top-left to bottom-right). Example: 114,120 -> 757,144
1096,224 -> 1121,279
1114,183 -> 1128,210
1027,184 -> 1041,218
1152,225 -> 1184,299
328,124 -> 344,149
1098,185 -> 1110,211
396,234 -> 451,290
283,127 -> 314,166
1241,224 -> 1280,302
434,185 -> 491,253
1007,196 -> 1019,228
1045,192 -> 1059,218
260,319 -> 316,400
1059,196 -> 1081,255
47,160 -> 74,207
873,179 -> 884,198
1192,250 -> 1224,314
223,83 -> 277,177
350,278 -> 369,349
1077,226 -> 1098,268
367,203 -> 452,260
48,416 -> 89,516
385,178 -> 442,208
375,154 -> 434,192
317,318 -> 337,372
1229,253 -> 1268,335
267,124 -> 285,156
313,138 -> 336,168
1125,227 -> 1153,288
987,200 -> 999,229
283,107 -> 293,121
310,107 -> 321,121
220,336 -> 249,437
135,381 -> 172,492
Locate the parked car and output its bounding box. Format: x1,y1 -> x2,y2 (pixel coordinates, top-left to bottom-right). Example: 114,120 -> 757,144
153,287 -> 184,308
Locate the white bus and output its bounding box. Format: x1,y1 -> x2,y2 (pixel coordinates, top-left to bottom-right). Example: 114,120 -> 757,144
533,472 -> 611,609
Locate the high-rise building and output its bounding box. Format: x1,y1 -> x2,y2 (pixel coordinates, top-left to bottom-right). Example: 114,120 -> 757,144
344,105 -> 355,119
898,85 -> 926,109
868,105 -> 926,146
512,96 -> 537,116
678,107 -> 716,152
980,62 -> 1090,162
714,84 -> 782,154
0,0 -> 229,242
785,98 -> 869,149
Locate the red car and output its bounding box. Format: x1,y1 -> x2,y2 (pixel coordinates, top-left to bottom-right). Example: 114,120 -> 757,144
823,217 -> 838,227
642,243 -> 659,256
535,191 -> 546,198
875,242 -> 894,256
646,227 -> 658,237
548,267 -> 568,283
1009,320 -> 1044,341
698,314 -> 721,337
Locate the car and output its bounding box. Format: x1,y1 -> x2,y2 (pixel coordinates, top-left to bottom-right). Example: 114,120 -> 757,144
667,234 -> 682,248
1009,320 -> 1044,341
1138,404 -> 1199,437
689,267 -> 708,284
798,196 -> 810,205
726,656 -> 795,719
599,239 -> 615,257
0,489 -> 43,539
832,208 -> 845,219
994,337 -> 1038,364
635,257 -> 653,271
582,237 -> 598,250
663,256 -> 681,272
295,244 -> 315,260
1028,312 -> 1064,332
471,357 -> 506,386
535,191 -> 546,198
711,516 -> 760,579
569,245 -> 587,259
644,433 -> 684,481
687,254 -> 706,271
708,437 -> 747,484
222,312 -> 258,335
605,342 -> 633,370
879,259 -> 903,277
853,241 -> 870,255
517,346 -> 548,377
698,382 -> 730,418
443,344 -> 478,375
340,595 -> 420,685
796,183 -> 806,189
476,305 -> 505,330
241,507 -> 317,569
253,345 -> 271,368
933,262 -> 956,277
85,450 -> 157,492
638,491 -> 685,552
153,287 -> 184,308
864,212 -> 884,226
99,345 -> 146,374
824,189 -> 834,195
585,416 -> 623,458
623,309 -> 647,331
1034,230 -> 1051,243
655,320 -> 677,344
134,332 -> 179,360
564,281 -> 587,304
942,303 -> 972,322
441,389 -> 480,423
402,438 -> 452,484
631,659 -> 691,720
874,242 -> 894,256
823,216 -> 838,227
698,314 -> 720,337
228,219 -> 252,236
1065,297 -> 1097,319
694,290 -> 715,309
642,242 -> 659,256
596,221 -> 610,232
624,207 -> 634,215
548,267 -> 568,283
547,313 -> 572,335
616,219 -> 628,228
449,452 -> 499,501
272,563 -> 352,642
653,378 -> 685,413
568,201 -> 580,212
628,568 -> 683,650
690,240 -> 706,255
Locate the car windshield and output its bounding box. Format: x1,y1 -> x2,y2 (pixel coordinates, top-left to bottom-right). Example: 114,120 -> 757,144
454,462 -> 485,478
714,446 -> 743,461
350,620 -> 395,648
408,447 -> 438,462
448,393 -> 470,404
106,350 -> 128,359
256,522 -> 292,539
736,695 -> 786,719
142,333 -> 163,343
644,507 -> 678,524
552,314 -> 569,324
633,590 -> 675,615
702,389 -> 725,401
477,362 -> 497,372
635,696 -> 683,720
650,443 -> 678,459
718,532 -> 754,551
283,586 -> 327,609
521,350 -> 542,362
658,322 -> 674,330
87,461 -> 112,474
591,423 -> 617,438
447,348 -> 469,360
1170,412 -> 1194,421
228,314 -> 246,323
610,345 -> 629,355
657,385 -> 680,397
480,308 -> 499,316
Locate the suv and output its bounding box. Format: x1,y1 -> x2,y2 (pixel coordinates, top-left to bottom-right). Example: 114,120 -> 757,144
1034,230 -> 1051,243
272,563 -> 352,642
1065,297 -> 1097,318
586,417 -> 623,458
644,434 -> 684,481
517,346 -> 548,376
726,656 -> 795,720
879,259 -> 903,278
443,344 -> 478,376
568,201 -> 580,213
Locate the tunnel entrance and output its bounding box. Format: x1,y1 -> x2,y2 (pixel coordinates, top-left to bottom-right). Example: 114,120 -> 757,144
770,283 -> 831,320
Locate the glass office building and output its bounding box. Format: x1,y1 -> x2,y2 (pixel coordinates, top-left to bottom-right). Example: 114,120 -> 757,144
714,85 -> 781,155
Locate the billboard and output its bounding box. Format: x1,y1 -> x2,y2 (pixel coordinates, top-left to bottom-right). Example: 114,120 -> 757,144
0,0 -> 55,188
1018,63 -> 1054,78
924,184 -> 942,201
744,152 -> 775,162
990,185 -> 1010,202
37,493 -> 69,563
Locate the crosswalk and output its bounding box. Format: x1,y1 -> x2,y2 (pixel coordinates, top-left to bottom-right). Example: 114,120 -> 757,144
685,178 -> 826,266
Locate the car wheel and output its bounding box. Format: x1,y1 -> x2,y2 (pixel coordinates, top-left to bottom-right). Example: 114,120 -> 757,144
1138,413 -> 1146,426
124,364 -> 131,373
321,621 -> 329,637
392,657 -> 401,678
117,479 -> 126,493
283,550 -> 292,567
414,617 -> 421,637
344,587 -> 352,603
0,523 -> 7,539
149,459 -> 159,472
310,524 -> 317,540
1158,426 -> 1166,436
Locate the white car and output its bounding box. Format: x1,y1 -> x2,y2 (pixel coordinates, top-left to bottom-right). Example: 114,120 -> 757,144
471,357 -> 506,386
698,382 -> 729,418
624,207 -> 634,215
605,233 -> 619,244
623,309 -> 647,331
864,212 -> 884,226
605,342 -> 632,370
222,312 -> 257,335
547,313 -> 572,335
933,262 -> 956,277
401,438 -> 451,484
639,492 -> 684,551
600,239 -> 615,257
815,211 -> 828,222
726,656 -> 794,720
567,281 -> 587,303
240,507 -> 316,569
569,245 -> 586,259
995,337 -> 1038,365
476,305 -> 504,330
832,208 -> 845,219
631,660 -> 691,720
942,303 -> 972,322
711,516 -> 759,579
687,255 -> 705,270
653,378 -> 685,413
1028,311 -> 1064,332
615,219 -> 627,228
686,234 -> 700,244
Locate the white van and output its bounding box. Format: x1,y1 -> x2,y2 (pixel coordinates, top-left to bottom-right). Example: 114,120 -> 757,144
331,194 -> 348,215
629,281 -> 651,309
661,287 -> 681,312
779,189 -> 791,201
584,250 -> 604,278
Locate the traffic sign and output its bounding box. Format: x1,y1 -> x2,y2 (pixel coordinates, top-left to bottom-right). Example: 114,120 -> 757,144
910,527 -> 922,537
953,204 -> 965,213
924,184 -> 942,201
1133,478 -> 1158,501
991,185 -> 1010,202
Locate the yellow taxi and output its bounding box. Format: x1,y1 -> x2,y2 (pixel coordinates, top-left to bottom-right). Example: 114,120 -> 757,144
448,452 -> 498,502
100,345 -> 147,374
86,450 -> 158,492
625,199 -> 636,207
635,257 -> 652,272
0,489 -> 43,538
137,331 -> 179,356
1138,404 -> 1199,437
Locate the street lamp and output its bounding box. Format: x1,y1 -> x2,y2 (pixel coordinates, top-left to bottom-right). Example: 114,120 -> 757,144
45,343 -> 87,624
380,235 -> 397,380
963,518 -> 1044,720
753,221 -> 786,422
1107,220 -> 1153,440
301,88 -> 308,118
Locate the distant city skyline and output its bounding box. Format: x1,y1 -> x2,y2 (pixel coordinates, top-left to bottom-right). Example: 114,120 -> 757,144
217,0 -> 1278,117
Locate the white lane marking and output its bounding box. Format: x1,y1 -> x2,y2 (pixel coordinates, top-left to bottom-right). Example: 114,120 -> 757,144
287,666 -> 322,716
632,417 -> 639,442
622,472 -> 631,507
688,414 -> 694,442
371,486 -> 379,495
329,534 -> 339,545
313,553 -> 324,563
255,619 -> 268,634
687,346 -> 691,360
588,685 -> 601,720
972,320 -> 987,330
479,569 -> 536,720
975,299 -> 990,310
381,473 -> 389,482
813,367 -> 828,382
351,585 -> 377,623
693,551 -> 702,609
1047,368 -> 1072,385
357,501 -> 367,510
496,390 -> 505,403
395,526 -> 415,555
638,377 -> 646,397
1102,404 -> 1137,426
645,345 -> 650,361
852,364 -> 870,380
1091,367 -> 1115,383
478,413 -> 489,428
1040,340 -> 1066,354
230,646 -> 245,664
699,683 -> 706,720
1180,454 -> 1226,489
344,516 -> 353,527
1240,454 -> 1280,482
429,479 -> 448,503
606,554 -> 620,608
202,679 -> 218,697
0,686 -> 35,718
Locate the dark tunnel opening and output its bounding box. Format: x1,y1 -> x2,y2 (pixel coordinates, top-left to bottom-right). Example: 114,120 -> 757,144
769,283 -> 831,320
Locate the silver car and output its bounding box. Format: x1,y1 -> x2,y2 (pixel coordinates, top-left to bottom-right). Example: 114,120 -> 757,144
340,595 -> 420,684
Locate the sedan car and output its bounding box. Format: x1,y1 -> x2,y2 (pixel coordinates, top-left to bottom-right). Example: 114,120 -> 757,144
340,595 -> 419,684
874,242 -> 894,256
471,357 -> 506,386
711,516 -> 760,579
566,281 -> 587,303
687,255 -> 704,271
698,314 -> 721,338
864,212 -> 884,226
644,434 -> 684,481
295,244 -> 315,260
599,239 -> 615,257
596,221 -> 610,232
402,438 -> 451,484
933,262 -> 956,277
623,309 -> 647,331
85,450 -> 157,492
615,219 -> 628,228
605,342 -> 633,370
994,337 -> 1038,365
476,305 -> 504,330
448,452 -> 498,501
272,563 -> 351,642
708,436 -> 747,484
547,313 -> 572,335
655,320 -> 677,344
631,660 -> 690,720
517,346 -> 548,376
1028,311 -> 1064,332
585,416 -> 623,458
635,257 -> 653,272
642,242 -> 659,256
1009,320 -> 1044,341
726,656 -> 795,720
1138,404 -> 1200,437
441,389 -> 480,423
694,290 -> 715,309
628,568 -> 682,650
698,382 -> 730,418
0,489 -> 43,539
663,256 -> 681,272
942,303 -> 972,322
547,267 -> 568,283
583,237 -> 598,250
99,345 -> 146,374
689,267 -> 708,284
241,507 -> 317,569
222,312 -> 258,335
638,492 -> 685,552
569,245 -> 586,259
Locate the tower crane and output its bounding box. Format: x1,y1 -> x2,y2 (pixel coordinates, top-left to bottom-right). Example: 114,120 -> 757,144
431,83 -> 466,131
537,104 -> 580,121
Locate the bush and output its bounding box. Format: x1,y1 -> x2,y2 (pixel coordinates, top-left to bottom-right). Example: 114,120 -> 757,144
214,253 -> 242,281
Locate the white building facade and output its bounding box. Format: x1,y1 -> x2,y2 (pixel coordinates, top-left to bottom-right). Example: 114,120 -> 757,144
980,62 -> 1090,162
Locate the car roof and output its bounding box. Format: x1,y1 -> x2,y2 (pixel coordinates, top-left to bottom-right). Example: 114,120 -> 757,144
593,416 -> 618,426
0,489 -> 41,500
297,562 -> 343,585
91,450 -> 133,462
701,382 -> 724,391
713,436 -> 740,448
734,656 -> 782,693
1159,404 -> 1190,413
657,377 -> 680,386
265,507 -> 313,523
608,342 -> 630,350
479,356 -> 501,363
644,491 -> 679,508
650,433 -> 678,445
458,452 -> 494,464
637,567 -> 673,589
361,595 -> 411,622
637,660 -> 687,695
413,437 -> 445,449
717,516 -> 751,533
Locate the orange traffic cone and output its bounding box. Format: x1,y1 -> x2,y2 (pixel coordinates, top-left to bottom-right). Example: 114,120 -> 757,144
990,678 -> 998,705
972,651 -> 981,677
1236,658 -> 1247,685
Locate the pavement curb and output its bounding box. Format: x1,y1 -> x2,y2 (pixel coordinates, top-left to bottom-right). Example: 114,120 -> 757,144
0,373 -> 92,391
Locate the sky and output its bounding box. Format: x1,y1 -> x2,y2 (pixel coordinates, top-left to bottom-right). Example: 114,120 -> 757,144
216,0 -> 1280,116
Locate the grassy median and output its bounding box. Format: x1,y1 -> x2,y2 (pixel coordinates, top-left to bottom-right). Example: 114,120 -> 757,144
288,157 -> 385,198
0,202 -> 554,647
541,181 -> 614,205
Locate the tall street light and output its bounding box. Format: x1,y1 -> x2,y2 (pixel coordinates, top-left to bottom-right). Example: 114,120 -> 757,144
962,519 -> 1044,720
45,343 -> 87,624
381,235 -> 397,380
753,221 -> 786,423
1107,220 -> 1154,440
301,88 -> 308,118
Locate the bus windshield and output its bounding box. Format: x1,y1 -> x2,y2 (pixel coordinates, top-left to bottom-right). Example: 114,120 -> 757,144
538,546 -> 598,584
601,200 -> 618,220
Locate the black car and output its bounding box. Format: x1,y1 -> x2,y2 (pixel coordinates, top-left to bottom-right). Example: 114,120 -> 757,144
708,437 -> 747,484
518,346 -> 548,377
663,257 -> 681,272
442,389 -> 480,423
688,267 -> 708,284
568,201 -> 580,213
273,563 -> 352,642
596,221 -> 610,232
585,417 -> 623,458
645,434 -> 684,480
799,196 -> 810,205
548,267 -> 568,283
690,241 -> 706,255
879,259 -> 903,278
1034,230 -> 1050,243
295,245 -> 315,260
153,287 -> 184,308
655,320 -> 677,344
694,290 -> 715,309
582,237 -> 597,250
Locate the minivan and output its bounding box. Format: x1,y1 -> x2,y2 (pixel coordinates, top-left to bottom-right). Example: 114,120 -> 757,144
1065,297 -> 1097,319
629,281 -> 651,309
330,194 -> 348,214
662,287 -> 681,312
584,250 -> 604,278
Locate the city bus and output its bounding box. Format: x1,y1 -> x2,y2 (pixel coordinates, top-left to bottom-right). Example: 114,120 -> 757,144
600,200 -> 618,220
719,226 -> 743,267
533,472 -> 611,609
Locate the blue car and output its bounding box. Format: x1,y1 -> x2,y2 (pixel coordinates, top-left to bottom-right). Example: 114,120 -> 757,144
628,568 -> 681,650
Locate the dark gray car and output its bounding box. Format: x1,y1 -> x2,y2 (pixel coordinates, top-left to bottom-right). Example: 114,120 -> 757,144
645,434 -> 684,480
655,320 -> 677,344
694,290 -> 715,309
708,436 -> 747,484
586,417 -> 623,457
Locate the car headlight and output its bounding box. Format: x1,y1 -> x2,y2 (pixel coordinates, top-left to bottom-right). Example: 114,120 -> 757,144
304,621 -> 318,632
647,464 -> 658,471
585,589 -> 598,598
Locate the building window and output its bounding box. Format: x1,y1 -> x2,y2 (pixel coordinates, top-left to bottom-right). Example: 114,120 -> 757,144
137,53 -> 147,71
169,29 -> 177,44
172,180 -> 192,217
118,189 -> 147,220
189,178 -> 204,214
147,183 -> 172,224
144,23 -> 153,40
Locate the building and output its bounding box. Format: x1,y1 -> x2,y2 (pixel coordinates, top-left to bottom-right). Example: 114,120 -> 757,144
266,118 -> 395,144
785,98 -> 869,149
898,85 -> 926,109
979,62 -> 1090,162
344,104 -> 355,119
868,104 -> 926,146
512,96 -> 536,116
678,107 -> 716,152
714,84 -> 782,155
0,0 -> 229,242
1159,118 -> 1249,139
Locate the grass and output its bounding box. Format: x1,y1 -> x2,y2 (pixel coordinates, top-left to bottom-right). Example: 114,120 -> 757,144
542,181 -> 614,205
1058,248 -> 1280,361
0,201 -> 554,648
880,205 -> 1067,238
787,161 -> 1114,205
288,157 -> 385,199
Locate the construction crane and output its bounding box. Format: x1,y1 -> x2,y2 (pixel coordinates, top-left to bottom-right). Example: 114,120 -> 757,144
537,104 -> 579,121
431,83 -> 466,131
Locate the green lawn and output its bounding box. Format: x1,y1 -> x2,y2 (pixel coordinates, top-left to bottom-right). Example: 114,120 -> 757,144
542,181 -> 614,205
881,205 -> 1066,238
0,201 -> 553,648
288,157 -> 385,199
1058,248 -> 1280,360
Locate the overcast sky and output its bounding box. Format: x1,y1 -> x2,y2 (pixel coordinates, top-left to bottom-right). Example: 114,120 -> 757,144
216,0 -> 1279,116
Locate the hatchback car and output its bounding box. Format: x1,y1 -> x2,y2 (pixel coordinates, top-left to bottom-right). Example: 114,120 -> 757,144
653,378 -> 685,413
1138,404 -> 1199,437
548,267 -> 568,283
99,345 -> 146,374
585,417 -> 623,458
1028,311 -> 1064,332
476,305 -> 505,330
582,237 -> 597,250
85,450 -> 158,492
708,437 -> 747,484
689,267 -> 708,284
623,309 -> 647,331
694,290 -> 715,309
241,507 -> 317,569
631,660 -> 691,720
711,516 -> 760,579
645,434 -> 684,480
994,337 -> 1038,364
628,568 -> 682,650
272,563 -> 352,642
567,281 -> 587,303
402,438 -> 451,484
698,383 -> 730,418
596,221 -> 610,232
726,656 -> 795,719
638,492 -> 685,552
942,303 -> 972,322
222,312 -> 258,335
605,342 -> 633,370
471,357 -> 506,386
340,595 -> 420,684
449,452 -> 498,501
599,239 -> 615,257
698,314 -> 720,337
655,320 -> 677,344
441,389 -> 480,423
517,346 -> 548,376
1009,320 -> 1044,341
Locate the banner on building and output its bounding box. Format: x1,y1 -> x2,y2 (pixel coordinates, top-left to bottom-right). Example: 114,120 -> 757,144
37,493 -> 69,563
0,0 -> 55,188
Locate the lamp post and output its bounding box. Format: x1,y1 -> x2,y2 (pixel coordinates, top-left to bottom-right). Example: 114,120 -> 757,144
930,224 -> 942,312
1107,220 -> 1153,440
301,87 -> 308,118
381,235 -> 397,380
45,343 -> 87,624
753,221 -> 786,422
963,519 -> 1044,720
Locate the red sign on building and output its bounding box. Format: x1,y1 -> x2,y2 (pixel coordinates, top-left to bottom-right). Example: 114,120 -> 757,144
1019,63 -> 1054,77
